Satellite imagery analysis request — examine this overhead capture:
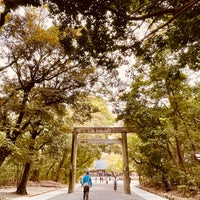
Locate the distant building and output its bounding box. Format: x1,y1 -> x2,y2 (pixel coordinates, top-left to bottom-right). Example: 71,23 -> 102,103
95,159 -> 106,170
89,159 -> 106,176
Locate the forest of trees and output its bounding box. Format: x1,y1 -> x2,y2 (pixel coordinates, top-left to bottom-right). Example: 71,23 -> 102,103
0,0 -> 199,197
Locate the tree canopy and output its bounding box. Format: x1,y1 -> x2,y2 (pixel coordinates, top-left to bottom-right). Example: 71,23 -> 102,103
1,0 -> 199,71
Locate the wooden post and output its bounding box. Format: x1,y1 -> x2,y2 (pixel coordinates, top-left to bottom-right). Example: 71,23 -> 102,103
121,132 -> 131,194
68,132 -> 78,193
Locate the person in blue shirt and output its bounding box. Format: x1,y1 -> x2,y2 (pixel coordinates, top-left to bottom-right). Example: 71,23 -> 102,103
81,171 -> 92,200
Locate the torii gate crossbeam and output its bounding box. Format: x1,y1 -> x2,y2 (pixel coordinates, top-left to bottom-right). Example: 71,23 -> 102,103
67,127 -> 136,195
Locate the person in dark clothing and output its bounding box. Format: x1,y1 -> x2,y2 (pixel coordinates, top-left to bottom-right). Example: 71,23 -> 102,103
113,175 -> 118,191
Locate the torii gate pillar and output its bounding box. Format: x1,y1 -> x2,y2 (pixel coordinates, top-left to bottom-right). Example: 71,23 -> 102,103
68,132 -> 77,193
122,132 -> 131,194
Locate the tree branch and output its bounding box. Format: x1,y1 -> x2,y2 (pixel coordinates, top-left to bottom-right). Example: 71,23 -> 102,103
100,0 -> 199,21
141,0 -> 200,41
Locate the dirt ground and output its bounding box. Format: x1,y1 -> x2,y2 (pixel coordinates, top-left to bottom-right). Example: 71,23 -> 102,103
139,185 -> 200,200
0,181 -> 66,200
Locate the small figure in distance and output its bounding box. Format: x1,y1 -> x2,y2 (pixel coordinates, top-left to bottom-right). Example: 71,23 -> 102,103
105,176 -> 108,184
113,175 -> 118,191
81,170 -> 92,200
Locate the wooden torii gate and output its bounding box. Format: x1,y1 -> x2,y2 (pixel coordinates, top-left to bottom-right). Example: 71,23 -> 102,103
67,127 -> 136,194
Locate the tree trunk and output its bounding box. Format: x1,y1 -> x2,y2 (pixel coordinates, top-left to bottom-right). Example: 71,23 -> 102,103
45,162 -> 55,179
175,136 -> 185,169
162,173 -> 171,192
30,169 -> 40,181
16,162 -> 31,195
16,129 -> 39,195
165,78 -> 187,175
0,146 -> 11,166
55,149 -> 68,182
55,160 -> 63,182
0,90 -> 31,167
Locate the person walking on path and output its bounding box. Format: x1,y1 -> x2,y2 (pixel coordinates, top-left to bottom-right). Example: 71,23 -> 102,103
113,175 -> 118,191
81,171 -> 92,200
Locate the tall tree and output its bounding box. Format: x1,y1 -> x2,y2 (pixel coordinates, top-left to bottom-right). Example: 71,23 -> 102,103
117,52 -> 200,192
0,7 -> 98,167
